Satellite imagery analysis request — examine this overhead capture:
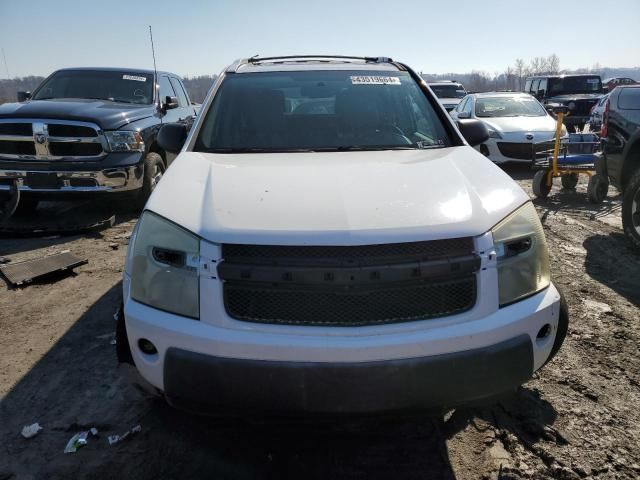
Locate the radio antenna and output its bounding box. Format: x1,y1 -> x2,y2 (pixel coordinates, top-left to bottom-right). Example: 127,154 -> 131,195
1,48 -> 9,79
148,26 -> 158,100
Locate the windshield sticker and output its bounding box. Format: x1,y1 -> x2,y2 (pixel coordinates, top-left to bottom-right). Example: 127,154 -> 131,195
122,75 -> 147,82
350,76 -> 401,85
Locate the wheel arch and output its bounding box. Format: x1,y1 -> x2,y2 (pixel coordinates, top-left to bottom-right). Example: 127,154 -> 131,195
621,137 -> 640,191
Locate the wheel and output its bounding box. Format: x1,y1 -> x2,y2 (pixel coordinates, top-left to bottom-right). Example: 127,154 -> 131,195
587,174 -> 608,204
132,152 -> 165,210
542,285 -> 569,367
622,168 -> 640,249
0,183 -> 20,221
560,173 -> 579,190
532,170 -> 552,198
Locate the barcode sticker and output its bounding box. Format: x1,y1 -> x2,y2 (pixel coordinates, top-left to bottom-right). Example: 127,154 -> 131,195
122,75 -> 147,82
350,76 -> 401,85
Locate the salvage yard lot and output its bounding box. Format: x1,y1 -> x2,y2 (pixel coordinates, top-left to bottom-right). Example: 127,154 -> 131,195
1,165 -> 639,480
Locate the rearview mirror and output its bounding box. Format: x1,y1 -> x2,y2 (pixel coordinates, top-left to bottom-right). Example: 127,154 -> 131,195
163,95 -> 179,111
157,123 -> 187,154
457,119 -> 489,147
17,91 -> 31,102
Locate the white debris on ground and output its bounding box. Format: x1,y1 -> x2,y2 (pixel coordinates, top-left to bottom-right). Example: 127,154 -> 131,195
21,423 -> 43,439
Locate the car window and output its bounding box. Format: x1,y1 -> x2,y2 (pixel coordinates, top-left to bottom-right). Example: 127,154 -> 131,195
32,69 -> 153,104
462,97 -> 473,115
475,96 -> 547,117
618,88 -> 640,110
430,84 -> 466,99
195,70 -> 453,152
537,78 -> 547,94
548,76 -> 602,95
169,77 -> 189,107
524,79 -> 532,93
158,75 -> 176,102
456,96 -> 468,112
531,79 -> 540,94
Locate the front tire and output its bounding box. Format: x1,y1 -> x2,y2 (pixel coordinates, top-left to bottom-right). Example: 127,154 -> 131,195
126,152 -> 165,211
622,168 -> 640,249
532,170 -> 552,198
587,174 -> 608,204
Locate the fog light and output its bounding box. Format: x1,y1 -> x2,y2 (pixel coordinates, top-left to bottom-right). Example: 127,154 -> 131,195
138,338 -> 158,355
537,324 -> 551,339
480,144 -> 490,156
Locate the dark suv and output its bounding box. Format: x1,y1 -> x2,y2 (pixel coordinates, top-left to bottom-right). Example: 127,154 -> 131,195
524,74 -> 603,131
599,86 -> 640,248
0,67 -> 196,212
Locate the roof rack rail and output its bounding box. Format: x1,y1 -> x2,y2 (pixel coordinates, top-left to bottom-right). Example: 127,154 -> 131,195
227,55 -> 402,73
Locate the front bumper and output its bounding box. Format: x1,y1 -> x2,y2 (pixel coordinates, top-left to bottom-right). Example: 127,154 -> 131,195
124,282 -> 563,413
164,335 -> 532,413
0,152 -> 144,193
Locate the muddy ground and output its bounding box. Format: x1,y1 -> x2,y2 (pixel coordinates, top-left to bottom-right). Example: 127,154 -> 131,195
1,164 -> 639,480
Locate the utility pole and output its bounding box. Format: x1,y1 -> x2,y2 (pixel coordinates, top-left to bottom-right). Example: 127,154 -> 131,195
1,48 -> 9,79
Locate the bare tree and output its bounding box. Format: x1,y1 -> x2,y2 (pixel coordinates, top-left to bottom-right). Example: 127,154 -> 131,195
514,58 -> 525,90
547,54 -> 560,74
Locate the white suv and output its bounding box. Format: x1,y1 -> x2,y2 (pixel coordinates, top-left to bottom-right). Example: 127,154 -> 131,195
119,55 -> 568,414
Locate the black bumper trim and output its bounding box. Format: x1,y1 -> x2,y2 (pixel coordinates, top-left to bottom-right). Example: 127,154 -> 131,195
163,335 -> 533,414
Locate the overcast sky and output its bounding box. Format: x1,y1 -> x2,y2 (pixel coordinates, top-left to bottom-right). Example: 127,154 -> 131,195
1,0 -> 639,78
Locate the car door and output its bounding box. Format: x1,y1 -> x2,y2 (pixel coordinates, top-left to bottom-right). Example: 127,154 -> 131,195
169,76 -> 196,131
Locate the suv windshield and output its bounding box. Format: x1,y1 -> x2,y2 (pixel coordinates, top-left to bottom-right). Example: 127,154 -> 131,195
429,84 -> 466,99
195,70 -> 452,153
475,96 -> 547,117
548,76 -> 602,96
32,70 -> 154,104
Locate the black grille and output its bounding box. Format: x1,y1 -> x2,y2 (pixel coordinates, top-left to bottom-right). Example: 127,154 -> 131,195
48,124 -> 98,137
222,238 -> 474,266
497,142 -> 534,160
0,141 -> 36,156
225,277 -> 476,326
0,123 -> 32,135
48,142 -> 103,156
221,239 -> 478,326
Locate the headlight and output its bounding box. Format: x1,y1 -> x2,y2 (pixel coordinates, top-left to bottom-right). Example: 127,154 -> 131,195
105,130 -> 145,152
492,202 -> 550,306
127,211 -> 200,318
487,127 -> 502,139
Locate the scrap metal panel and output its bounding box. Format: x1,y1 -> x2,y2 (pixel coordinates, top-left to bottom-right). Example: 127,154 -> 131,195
0,252 -> 88,285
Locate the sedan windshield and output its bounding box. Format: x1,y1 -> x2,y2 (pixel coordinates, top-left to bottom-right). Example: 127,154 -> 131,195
429,84 -> 466,99
32,70 -> 154,104
475,96 -> 547,117
194,70 -> 452,153
548,76 -> 602,95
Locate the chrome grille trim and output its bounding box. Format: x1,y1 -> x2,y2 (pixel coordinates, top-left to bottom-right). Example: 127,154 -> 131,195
0,118 -> 108,160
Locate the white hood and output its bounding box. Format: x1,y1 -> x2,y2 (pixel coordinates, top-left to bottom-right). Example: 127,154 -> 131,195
483,115 -> 556,134
146,147 -> 529,245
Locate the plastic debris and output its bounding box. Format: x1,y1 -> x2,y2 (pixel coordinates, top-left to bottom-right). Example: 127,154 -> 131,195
110,338 -> 117,345
64,428 -> 98,453
21,423 -> 43,439
108,424 -> 141,445
113,307 -> 121,322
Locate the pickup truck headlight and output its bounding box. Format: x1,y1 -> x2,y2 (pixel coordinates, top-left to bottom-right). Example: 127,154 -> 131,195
105,130 -> 145,152
492,202 -> 550,306
127,211 -> 200,318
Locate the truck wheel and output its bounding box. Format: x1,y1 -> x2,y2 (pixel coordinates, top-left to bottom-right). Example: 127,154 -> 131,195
622,168 -> 640,249
135,152 -> 165,209
560,173 -> 579,190
587,174 -> 608,204
532,170 -> 552,199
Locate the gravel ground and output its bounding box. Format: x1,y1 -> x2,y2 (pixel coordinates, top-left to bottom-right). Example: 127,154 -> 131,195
1,164 -> 639,480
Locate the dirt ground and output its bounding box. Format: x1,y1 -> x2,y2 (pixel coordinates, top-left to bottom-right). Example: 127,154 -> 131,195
1,164 -> 639,480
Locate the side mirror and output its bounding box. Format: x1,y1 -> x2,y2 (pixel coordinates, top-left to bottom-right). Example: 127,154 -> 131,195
17,91 -> 31,102
457,111 -> 471,119
163,95 -> 179,111
457,119 -> 489,147
157,123 -> 187,154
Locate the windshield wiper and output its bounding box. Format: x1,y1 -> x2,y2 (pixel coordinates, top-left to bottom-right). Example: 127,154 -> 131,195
312,145 -> 418,152
202,147 -> 315,153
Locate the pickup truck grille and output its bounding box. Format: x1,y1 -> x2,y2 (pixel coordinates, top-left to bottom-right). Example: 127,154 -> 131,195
218,239 -> 479,327
0,119 -> 107,160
